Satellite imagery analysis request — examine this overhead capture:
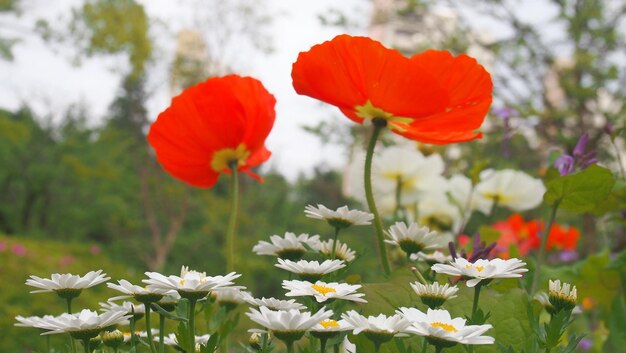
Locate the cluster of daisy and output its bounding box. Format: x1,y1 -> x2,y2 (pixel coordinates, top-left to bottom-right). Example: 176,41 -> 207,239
15,266 -> 243,353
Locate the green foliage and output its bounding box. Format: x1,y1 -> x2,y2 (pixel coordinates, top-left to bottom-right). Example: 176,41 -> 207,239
543,165 -> 615,213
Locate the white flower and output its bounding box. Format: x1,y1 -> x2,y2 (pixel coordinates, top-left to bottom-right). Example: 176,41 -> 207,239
246,306 -> 332,335
213,287 -> 250,307
252,232 -> 320,260
410,251 -> 452,264
100,301 -> 145,322
159,332 -> 211,349
122,329 -> 159,342
318,239 -> 356,262
26,270 -> 110,294
305,204 -> 373,228
445,175 -> 492,215
341,311 -> 411,337
107,279 -> 170,302
35,309 -> 131,338
548,279 -> 577,311
283,280 -> 367,303
431,257 -> 528,287
310,319 -> 354,333
398,307 -> 494,345
341,337 -> 357,353
475,169 -> 546,212
416,192 -> 462,235
411,282 -> 458,308
143,266 -> 240,299
275,259 -> 345,281
15,315 -> 57,330
386,222 -> 445,255
244,296 -> 306,311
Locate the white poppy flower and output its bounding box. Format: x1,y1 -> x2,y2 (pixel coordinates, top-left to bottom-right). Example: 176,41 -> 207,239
446,175 -> 491,215
398,307 -> 494,345
475,169 -> 546,212
318,239 -> 356,262
252,232 -> 320,260
416,192 -> 462,236
431,257 -> 528,287
305,204 -> 373,228
26,270 -> 110,296
243,296 -> 305,311
143,266 -> 240,300
283,280 -> 366,303
275,259 -> 345,281
385,222 -> 445,255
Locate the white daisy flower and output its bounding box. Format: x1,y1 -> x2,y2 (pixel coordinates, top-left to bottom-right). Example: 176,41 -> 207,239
26,270 -> 110,299
121,329 -> 159,342
143,266 -> 240,300
107,279 -> 169,303
100,301 -> 145,322
548,279 -> 577,312
341,311 -> 411,343
386,222 -> 445,255
275,259 -> 345,281
319,239 -> 356,262
411,282 -> 459,309
243,296 -> 306,311
15,315 -> 57,330
252,232 -> 320,261
310,319 -> 354,340
156,292 -> 181,312
340,337 -> 357,353
475,169 -> 546,212
246,306 -> 332,342
213,287 -> 250,309
410,251 -> 453,264
283,280 -> 367,303
305,204 -> 373,228
431,257 -> 528,287
398,307 -> 494,346
35,309 -> 131,339
159,332 -> 211,346
100,329 -> 125,347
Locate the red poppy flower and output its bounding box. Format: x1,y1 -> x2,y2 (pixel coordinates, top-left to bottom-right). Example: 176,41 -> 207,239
291,35 -> 492,144
147,75 -> 276,188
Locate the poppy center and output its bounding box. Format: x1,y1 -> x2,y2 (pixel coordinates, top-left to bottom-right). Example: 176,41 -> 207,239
320,320 -> 340,329
354,100 -> 413,131
211,143 -> 251,172
311,284 -> 337,296
431,322 -> 458,332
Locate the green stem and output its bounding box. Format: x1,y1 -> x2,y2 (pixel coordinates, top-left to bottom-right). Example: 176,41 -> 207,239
159,313 -> 165,353
364,119 -> 391,275
320,337 -> 328,353
145,304 -> 158,353
531,201 -> 560,294
82,338 -> 90,353
130,317 -> 137,351
471,284 -> 482,322
226,162 -> 240,272
435,345 -> 444,353
331,227 -> 340,259
67,298 -> 77,353
46,335 -> 50,353
287,340 -> 295,353
374,341 -> 382,353
189,299 -> 197,351
394,176 -> 404,222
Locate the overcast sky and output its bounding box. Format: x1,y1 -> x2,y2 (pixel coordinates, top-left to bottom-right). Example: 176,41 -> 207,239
0,0 -> 370,181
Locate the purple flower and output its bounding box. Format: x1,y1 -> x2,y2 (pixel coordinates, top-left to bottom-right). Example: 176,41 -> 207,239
11,244 -> 27,256
553,133 -> 598,176
554,155 -> 575,176
492,107 -> 516,120
449,233 -> 496,262
577,338 -> 592,352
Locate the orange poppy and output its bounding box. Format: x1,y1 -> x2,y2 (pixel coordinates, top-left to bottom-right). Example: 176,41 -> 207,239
291,35 -> 492,144
147,75 -> 276,188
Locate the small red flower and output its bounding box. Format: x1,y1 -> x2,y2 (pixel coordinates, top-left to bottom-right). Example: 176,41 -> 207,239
291,35 -> 492,144
148,75 -> 276,188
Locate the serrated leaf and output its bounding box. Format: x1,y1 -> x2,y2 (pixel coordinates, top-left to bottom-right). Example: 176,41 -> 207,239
543,165 -> 614,213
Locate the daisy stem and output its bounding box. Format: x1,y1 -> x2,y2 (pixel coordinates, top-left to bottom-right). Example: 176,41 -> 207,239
374,341 -> 382,353
189,299 -> 197,351
66,298 -> 73,314
531,201 -> 560,294
82,338 -> 90,353
286,340 -> 295,353
159,313 -> 165,353
320,337 -> 328,353
226,162 -> 240,273
435,345 -> 444,353
144,303 -> 158,353
471,284 -> 482,323
364,119 -> 391,275
331,227 -> 341,259
410,266 -> 428,285
66,297 -> 77,353
46,335 -> 50,353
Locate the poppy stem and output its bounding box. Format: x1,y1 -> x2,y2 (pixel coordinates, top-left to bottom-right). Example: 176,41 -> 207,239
531,201 -> 560,294
364,119 -> 391,275
226,162 -> 240,272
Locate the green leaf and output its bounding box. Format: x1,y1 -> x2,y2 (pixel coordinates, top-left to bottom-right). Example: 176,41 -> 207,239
603,295 -> 626,352
543,165 -> 615,213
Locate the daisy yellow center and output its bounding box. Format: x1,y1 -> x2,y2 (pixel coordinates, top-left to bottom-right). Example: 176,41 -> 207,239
311,284 -> 337,296
211,143 -> 250,172
355,100 -> 413,131
431,322 -> 458,332
320,320 -> 340,329
466,264 -> 485,272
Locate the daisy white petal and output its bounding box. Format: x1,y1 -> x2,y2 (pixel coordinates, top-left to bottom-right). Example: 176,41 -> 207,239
341,310 -> 411,341
411,282 -> 458,309
431,257 -> 528,287
283,280 -> 366,303
276,259 -> 345,281
26,270 -> 110,298
244,296 -> 306,311
143,266 -> 240,300
246,306 -> 332,342
548,279 -> 577,312
107,279 -> 169,303
318,239 -> 356,262
305,204 -> 373,228
386,222 -> 445,255
37,309 -> 131,339
399,308 -> 494,346
410,251 -> 452,264
252,232 -> 320,260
